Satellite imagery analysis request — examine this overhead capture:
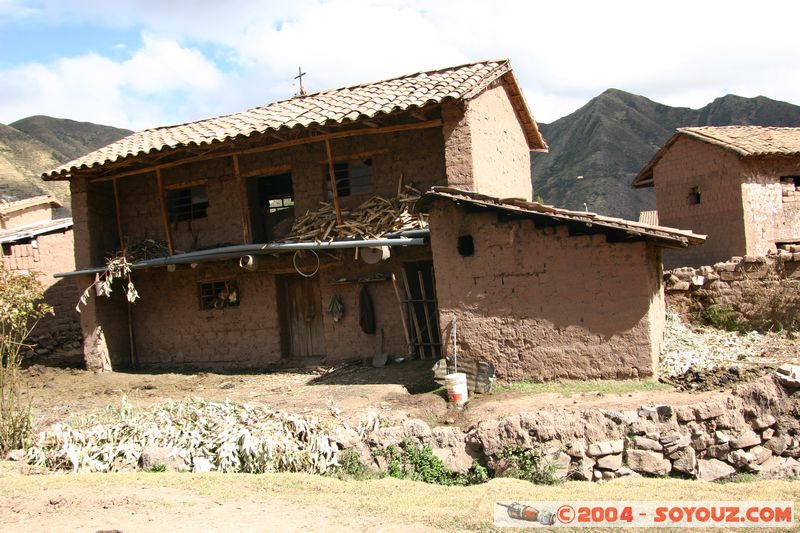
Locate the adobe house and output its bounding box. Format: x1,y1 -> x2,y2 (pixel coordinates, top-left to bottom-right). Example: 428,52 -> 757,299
416,188 -> 703,381
0,195 -> 80,336
633,126 -> 800,267
43,60 -> 549,371
44,59 -> 703,380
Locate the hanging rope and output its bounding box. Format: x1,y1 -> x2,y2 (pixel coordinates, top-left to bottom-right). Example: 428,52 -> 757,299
293,249 -> 320,278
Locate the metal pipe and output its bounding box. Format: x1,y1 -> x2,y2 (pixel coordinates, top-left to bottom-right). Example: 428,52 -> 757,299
55,236 -> 426,278
383,229 -> 430,238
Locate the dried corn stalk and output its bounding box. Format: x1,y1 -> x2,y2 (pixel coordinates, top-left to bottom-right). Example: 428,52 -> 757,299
26,399 -> 345,474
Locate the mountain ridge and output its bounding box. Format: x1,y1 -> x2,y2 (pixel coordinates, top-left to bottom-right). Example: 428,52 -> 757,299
532,91 -> 800,219
0,117 -> 131,214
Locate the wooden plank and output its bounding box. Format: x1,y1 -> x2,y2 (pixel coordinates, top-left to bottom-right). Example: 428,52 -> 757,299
87,119 -> 443,182
112,177 -> 124,250
231,154 -> 251,244
162,178 -> 208,190
324,138 -> 344,227
391,273 -> 413,357
417,270 -> 439,358
401,268 -> 427,359
155,168 -> 174,255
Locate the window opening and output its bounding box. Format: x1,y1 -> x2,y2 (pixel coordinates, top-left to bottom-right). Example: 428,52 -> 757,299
324,159 -> 373,198
688,186 -> 701,205
199,280 -> 240,310
457,235 -> 474,257
167,185 -> 209,223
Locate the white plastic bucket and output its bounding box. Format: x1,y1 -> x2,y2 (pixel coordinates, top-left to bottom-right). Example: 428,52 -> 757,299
445,372 -> 469,405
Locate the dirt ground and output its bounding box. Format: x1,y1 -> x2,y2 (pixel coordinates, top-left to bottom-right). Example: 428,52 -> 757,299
10,354 -> 794,532
22,360 -> 718,432
1,464 -> 798,532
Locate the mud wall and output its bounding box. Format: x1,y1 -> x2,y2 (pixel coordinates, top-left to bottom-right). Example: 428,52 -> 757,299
428,201 -> 664,381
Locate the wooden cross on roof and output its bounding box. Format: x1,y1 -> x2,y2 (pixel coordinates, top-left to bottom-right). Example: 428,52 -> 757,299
295,66 -> 307,96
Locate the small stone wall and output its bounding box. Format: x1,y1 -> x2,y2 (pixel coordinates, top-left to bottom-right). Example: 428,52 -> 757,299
352,375 -> 800,482
663,250 -> 800,328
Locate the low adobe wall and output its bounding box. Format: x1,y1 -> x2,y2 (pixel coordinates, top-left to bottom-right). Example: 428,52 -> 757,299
352,375 -> 800,482
664,250 -> 800,329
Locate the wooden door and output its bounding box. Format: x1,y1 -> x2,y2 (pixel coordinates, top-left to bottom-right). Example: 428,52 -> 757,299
278,275 -> 326,360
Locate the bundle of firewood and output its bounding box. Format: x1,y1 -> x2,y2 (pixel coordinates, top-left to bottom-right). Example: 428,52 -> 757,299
120,238 -> 169,261
285,186 -> 428,242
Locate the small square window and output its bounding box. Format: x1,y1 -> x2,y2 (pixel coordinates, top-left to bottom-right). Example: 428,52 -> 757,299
324,159 -> 373,198
168,185 -> 209,223
199,280 -> 239,310
688,186 -> 701,205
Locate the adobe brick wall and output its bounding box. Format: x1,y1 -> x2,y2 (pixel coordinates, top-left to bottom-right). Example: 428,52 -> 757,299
740,156 -> 800,254
468,82 -> 532,201
441,84 -> 533,201
427,201 -> 664,381
124,246 -> 431,368
114,128 -> 448,252
1,226 -> 80,337
654,137 -> 747,268
1,204 -> 52,229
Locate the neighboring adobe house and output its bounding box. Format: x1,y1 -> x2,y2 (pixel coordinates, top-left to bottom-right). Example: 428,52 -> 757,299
42,60 -> 548,372
416,188 -> 703,381
0,195 -> 81,336
633,126 -> 800,268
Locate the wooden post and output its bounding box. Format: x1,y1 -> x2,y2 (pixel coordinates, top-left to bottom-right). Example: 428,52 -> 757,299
156,168 -> 174,255
391,273 -> 413,357
112,177 -> 125,250
324,138 -> 344,226
232,154 -> 251,244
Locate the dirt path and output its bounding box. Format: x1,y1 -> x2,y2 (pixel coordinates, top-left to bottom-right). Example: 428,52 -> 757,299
23,360 -> 720,433
2,464 -> 798,532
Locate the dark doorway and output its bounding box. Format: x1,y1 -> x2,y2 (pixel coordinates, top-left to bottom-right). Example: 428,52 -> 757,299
400,261 -> 441,359
248,172 -> 294,242
277,275 -> 326,363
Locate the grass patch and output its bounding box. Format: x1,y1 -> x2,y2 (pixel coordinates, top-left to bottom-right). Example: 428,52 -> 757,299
720,472 -> 759,484
494,379 -> 673,396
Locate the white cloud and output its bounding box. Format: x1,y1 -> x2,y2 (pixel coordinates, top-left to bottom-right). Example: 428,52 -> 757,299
0,34 -> 225,128
2,0 -> 800,127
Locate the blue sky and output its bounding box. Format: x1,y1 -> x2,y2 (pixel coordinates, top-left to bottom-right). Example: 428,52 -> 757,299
1,0 -> 799,130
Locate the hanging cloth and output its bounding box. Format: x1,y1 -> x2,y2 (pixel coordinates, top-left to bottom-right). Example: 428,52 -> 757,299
327,294 -> 345,322
359,284 -> 376,334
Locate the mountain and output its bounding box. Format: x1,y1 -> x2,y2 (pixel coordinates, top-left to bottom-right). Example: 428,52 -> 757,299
0,123 -> 68,203
10,115 -> 131,163
532,91 -> 800,220
0,117 -> 131,213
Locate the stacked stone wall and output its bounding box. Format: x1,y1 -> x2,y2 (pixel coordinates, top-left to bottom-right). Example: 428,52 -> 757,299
664,250 -> 800,329
355,375 -> 800,482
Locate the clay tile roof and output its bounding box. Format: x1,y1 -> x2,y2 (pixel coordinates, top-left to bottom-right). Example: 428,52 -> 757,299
416,187 -> 705,249
633,126 -> 800,188
0,195 -> 62,216
44,59 -> 547,179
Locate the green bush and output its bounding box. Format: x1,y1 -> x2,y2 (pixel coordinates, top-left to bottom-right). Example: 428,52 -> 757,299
0,266 -> 52,453
380,438 -> 488,486
693,304 -> 743,332
337,448 -> 372,481
496,445 -> 560,485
